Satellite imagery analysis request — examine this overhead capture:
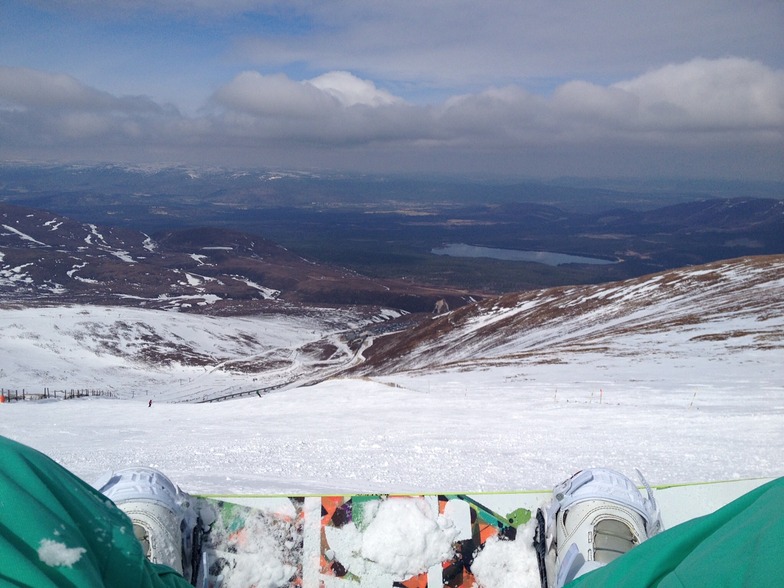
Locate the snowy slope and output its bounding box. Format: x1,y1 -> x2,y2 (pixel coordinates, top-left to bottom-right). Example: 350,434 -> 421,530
0,255 -> 782,496
0,304 -> 381,401
358,255 -> 784,374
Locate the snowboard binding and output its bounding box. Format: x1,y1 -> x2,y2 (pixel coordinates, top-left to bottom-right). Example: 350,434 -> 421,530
93,467 -> 208,586
535,468 -> 662,588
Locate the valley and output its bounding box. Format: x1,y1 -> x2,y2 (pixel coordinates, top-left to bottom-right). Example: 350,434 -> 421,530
2,163 -> 782,293
1,164 -> 782,409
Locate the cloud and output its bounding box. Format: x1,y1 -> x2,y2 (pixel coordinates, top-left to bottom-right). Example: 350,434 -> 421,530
308,71 -> 404,107
210,71 -> 423,146
614,57 -> 784,130
429,58 -> 783,147
212,70 -> 403,118
544,58 -> 784,147
212,71 -> 337,118
1,59 -> 782,178
0,66 -> 168,115
0,66 -> 115,110
0,66 -> 180,145
552,82 -> 639,127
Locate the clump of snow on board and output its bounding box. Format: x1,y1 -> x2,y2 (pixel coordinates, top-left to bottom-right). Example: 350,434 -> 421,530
207,502 -> 300,588
471,522 -> 541,588
324,497 -> 458,582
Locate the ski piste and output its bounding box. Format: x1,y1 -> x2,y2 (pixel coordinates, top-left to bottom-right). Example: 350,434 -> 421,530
190,477 -> 771,588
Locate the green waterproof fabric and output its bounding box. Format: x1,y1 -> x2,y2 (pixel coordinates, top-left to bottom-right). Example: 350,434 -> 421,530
566,476 -> 784,588
0,434 -> 191,588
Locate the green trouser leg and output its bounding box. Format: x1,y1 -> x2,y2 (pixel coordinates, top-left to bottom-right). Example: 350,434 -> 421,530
566,476 -> 784,588
0,434 -> 192,588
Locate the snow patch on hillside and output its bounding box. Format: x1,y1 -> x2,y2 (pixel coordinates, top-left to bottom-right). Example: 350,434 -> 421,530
0,305 -> 368,401
2,223 -> 48,246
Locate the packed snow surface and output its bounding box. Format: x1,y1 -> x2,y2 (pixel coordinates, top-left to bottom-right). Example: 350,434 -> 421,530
1,256 -> 782,494
2,372 -> 781,495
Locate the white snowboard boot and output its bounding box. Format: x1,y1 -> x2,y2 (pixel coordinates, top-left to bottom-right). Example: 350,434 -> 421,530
93,467 -> 199,578
534,468 -> 662,588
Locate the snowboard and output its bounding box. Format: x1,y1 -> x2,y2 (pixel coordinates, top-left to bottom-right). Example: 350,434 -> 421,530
190,477 -> 771,588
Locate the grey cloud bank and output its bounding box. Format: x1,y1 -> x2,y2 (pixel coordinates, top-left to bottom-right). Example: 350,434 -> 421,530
2,57 -> 782,179
3,0 -> 782,178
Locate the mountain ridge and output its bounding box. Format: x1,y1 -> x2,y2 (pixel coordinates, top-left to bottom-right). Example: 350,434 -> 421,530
3,162 -> 782,294
354,254 -> 784,376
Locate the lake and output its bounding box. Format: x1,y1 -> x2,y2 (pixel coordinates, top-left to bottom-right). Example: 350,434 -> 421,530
431,243 -> 617,266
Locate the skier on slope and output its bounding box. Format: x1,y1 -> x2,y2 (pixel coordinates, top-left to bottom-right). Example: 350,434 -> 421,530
0,433 -> 781,587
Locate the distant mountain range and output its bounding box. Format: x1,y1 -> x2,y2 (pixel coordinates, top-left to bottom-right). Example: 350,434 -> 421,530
0,203 -> 472,313
2,163 -> 782,293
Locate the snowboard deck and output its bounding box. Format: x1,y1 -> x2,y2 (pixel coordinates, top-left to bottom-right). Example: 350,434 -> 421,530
192,477 -> 771,588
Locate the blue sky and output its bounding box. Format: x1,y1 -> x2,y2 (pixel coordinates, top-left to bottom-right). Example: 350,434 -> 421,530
1,1 -> 783,179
